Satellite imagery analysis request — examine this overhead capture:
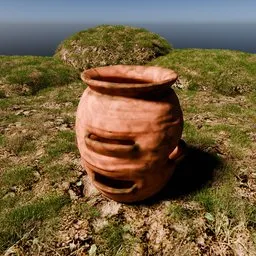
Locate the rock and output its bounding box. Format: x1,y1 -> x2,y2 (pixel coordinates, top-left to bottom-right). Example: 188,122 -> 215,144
3,192 -> 16,199
196,236 -> 205,246
69,242 -> 76,251
89,244 -> 97,256
23,110 -> 31,116
100,201 -> 121,217
35,148 -> 44,157
15,122 -> 22,127
68,189 -> 78,200
62,181 -> 70,191
33,171 -> 41,181
82,175 -> 100,197
76,180 -> 83,187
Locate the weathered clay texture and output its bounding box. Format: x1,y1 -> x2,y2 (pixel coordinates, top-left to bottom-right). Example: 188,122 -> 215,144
76,65 -> 184,202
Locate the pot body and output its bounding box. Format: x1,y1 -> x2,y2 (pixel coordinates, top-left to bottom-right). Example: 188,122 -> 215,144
76,65 -> 184,202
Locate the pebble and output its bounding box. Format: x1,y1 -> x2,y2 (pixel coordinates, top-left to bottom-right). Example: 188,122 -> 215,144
62,181 -> 70,191
15,122 -> 22,127
76,180 -> 83,187
197,236 -> 205,246
89,244 -> 97,256
69,242 -> 76,251
3,192 -> 16,199
33,171 -> 41,181
68,189 -> 78,200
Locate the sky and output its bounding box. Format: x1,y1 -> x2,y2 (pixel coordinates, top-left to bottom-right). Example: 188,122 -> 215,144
0,0 -> 256,24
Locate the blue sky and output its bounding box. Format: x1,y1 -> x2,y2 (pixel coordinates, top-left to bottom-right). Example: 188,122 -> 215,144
0,0 -> 256,24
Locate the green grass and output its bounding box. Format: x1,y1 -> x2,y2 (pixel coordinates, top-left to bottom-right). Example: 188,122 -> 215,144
0,48 -> 255,255
4,133 -> 36,155
166,203 -> 199,220
44,130 -> 78,161
0,56 -> 79,95
1,165 -> 36,187
150,49 -> 256,96
191,164 -> 247,224
183,121 -> 215,148
98,222 -> 126,255
209,124 -> 251,148
45,163 -> 75,183
55,24 -> 172,70
75,202 -> 101,219
0,194 -> 70,253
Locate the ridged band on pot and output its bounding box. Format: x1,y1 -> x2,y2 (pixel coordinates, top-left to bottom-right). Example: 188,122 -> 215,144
75,65 -> 185,203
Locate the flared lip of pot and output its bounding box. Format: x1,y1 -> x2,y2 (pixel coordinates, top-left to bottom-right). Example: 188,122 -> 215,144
80,65 -> 178,96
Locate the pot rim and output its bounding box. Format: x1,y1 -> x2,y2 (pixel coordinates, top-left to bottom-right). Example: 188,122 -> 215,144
81,65 -> 178,92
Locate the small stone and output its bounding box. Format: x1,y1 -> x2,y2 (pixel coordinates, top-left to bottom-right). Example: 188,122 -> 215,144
15,122 -> 22,127
197,236 -> 205,246
74,224 -> 81,230
251,172 -> 256,179
68,189 -> 78,200
32,238 -> 39,245
172,224 -> 186,234
59,124 -> 69,131
89,244 -> 97,256
33,171 -> 41,180
62,182 -> 70,191
11,105 -> 21,110
23,110 -> 31,116
15,110 -> 23,116
35,148 -> 44,157
76,180 -> 83,187
10,186 -> 17,192
3,192 -> 16,199
69,242 -> 76,251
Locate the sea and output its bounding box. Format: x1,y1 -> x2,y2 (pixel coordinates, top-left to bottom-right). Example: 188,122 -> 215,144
0,23 -> 255,56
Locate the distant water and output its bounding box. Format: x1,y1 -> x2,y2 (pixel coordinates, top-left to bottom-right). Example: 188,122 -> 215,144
0,23 -> 255,56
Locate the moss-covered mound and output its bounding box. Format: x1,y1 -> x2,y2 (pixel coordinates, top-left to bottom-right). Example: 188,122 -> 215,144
150,49 -> 256,96
54,25 -> 172,70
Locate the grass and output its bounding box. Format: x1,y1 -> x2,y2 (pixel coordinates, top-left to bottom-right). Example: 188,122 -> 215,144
44,130 -> 78,162
150,49 -> 256,96
45,163 -> 76,183
209,124 -> 252,148
55,24 -> 172,70
0,55 -> 79,95
4,132 -> 36,155
0,194 -> 70,252
97,222 -> 131,256
183,121 -> 216,149
0,48 -> 255,255
166,203 -> 199,220
0,165 -> 37,189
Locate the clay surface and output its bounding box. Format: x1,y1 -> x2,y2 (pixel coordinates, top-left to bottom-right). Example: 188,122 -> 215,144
76,65 -> 184,202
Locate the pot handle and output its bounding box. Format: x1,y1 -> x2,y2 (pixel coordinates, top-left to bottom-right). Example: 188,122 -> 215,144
92,174 -> 137,194
169,139 -> 186,162
85,135 -> 138,156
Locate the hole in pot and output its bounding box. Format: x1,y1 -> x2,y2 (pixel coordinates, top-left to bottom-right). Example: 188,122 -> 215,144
94,172 -> 135,189
88,134 -> 135,145
93,76 -> 152,84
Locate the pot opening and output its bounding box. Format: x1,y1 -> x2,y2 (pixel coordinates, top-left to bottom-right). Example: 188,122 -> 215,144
94,172 -> 135,189
93,76 -> 152,84
81,65 -> 178,94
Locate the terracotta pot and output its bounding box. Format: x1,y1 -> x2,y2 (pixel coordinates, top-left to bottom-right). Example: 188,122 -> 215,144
76,65 -> 185,203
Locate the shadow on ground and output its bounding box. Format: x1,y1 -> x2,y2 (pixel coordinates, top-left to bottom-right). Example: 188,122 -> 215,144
140,144 -> 224,205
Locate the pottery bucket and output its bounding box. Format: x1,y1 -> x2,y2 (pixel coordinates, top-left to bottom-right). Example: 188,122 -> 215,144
76,65 -> 184,202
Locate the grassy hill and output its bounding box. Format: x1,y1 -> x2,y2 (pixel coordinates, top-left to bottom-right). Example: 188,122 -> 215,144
0,49 -> 255,255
